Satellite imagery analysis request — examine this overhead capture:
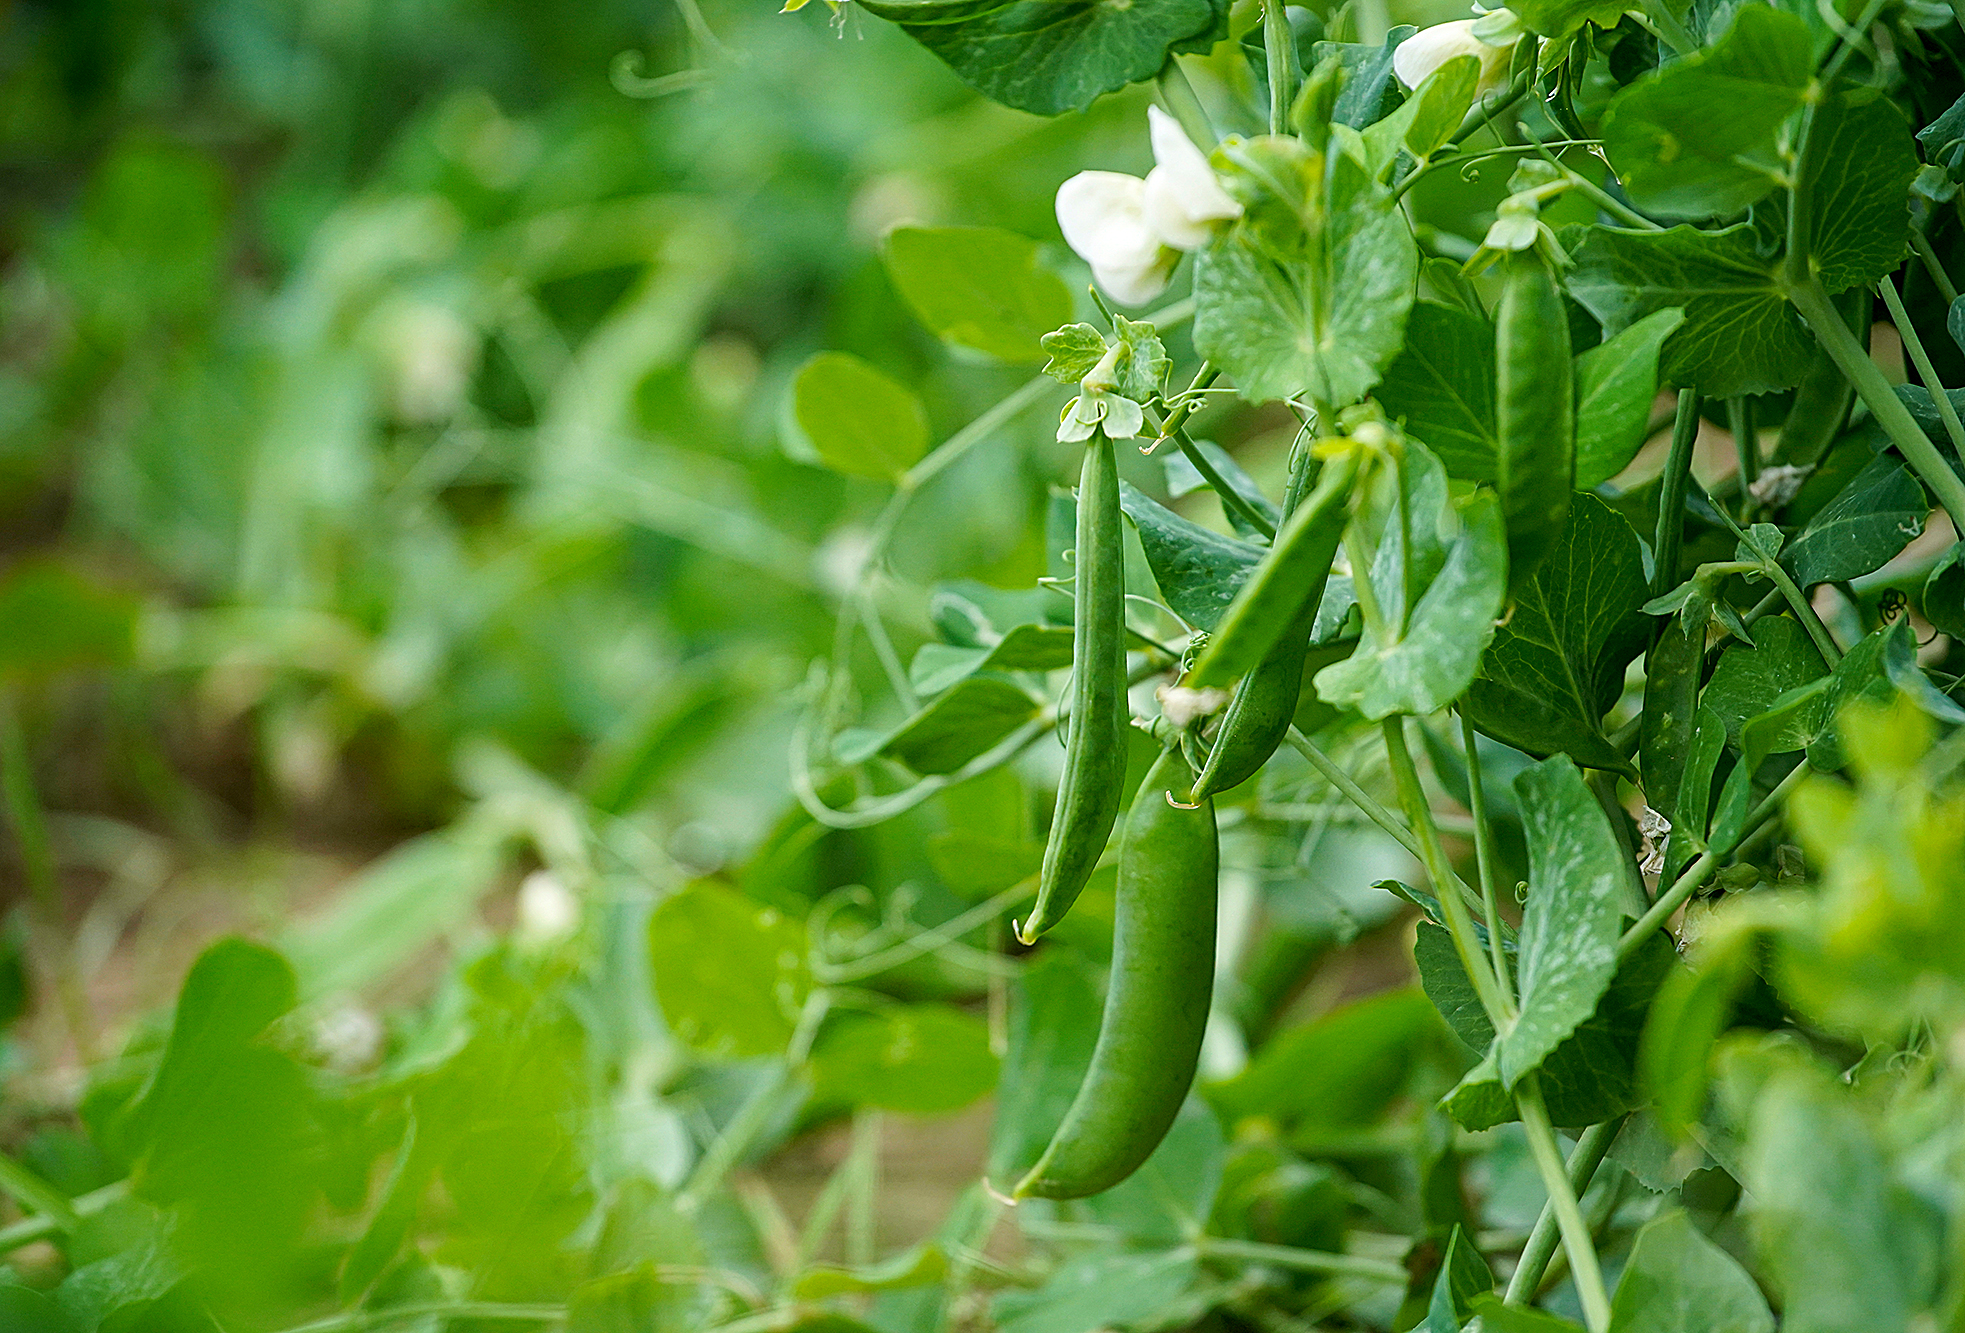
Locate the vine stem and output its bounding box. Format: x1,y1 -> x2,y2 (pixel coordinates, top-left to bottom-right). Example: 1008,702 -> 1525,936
1642,0 -> 1698,53
677,990 -> 832,1213
1381,718 -> 1514,1030
1786,270 -> 1965,530
1196,1236 -> 1408,1283
1911,225 -> 1959,305
1458,710 -> 1513,1001
1651,389 -> 1701,601
1263,0 -> 1297,137
1504,1117 -> 1626,1304
1515,1075 -> 1613,1333
1616,757 -> 1813,962
1876,277 -> 1965,476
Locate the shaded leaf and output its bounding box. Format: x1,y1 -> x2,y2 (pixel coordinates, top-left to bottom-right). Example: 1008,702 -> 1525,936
1575,307 -> 1683,489
649,884 -> 810,1058
810,1005 -> 999,1114
1782,453 -> 1926,586
1119,481 -> 1263,631
1609,1209 -> 1774,1333
878,675 -> 1039,774
1374,299 -> 1498,481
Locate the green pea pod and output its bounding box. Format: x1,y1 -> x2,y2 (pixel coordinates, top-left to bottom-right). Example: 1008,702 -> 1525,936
1495,250 -> 1574,587
1014,746 -> 1218,1200
1190,598 -> 1314,801
1017,431 -> 1129,945
1185,449 -> 1361,690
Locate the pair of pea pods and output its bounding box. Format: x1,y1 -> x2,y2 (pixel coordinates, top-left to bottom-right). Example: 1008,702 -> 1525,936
1011,249 -> 1571,1199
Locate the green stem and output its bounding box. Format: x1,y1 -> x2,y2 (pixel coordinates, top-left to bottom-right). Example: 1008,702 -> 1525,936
1522,131 -> 1660,230
0,1180 -> 124,1256
1382,718 -> 1513,1031
1170,424 -> 1276,540
272,1305 -> 564,1333
1911,225 -> 1960,305
1652,390 -> 1702,601
1787,271 -> 1965,529
1389,141 -> 1600,204
678,991 -> 831,1212
1642,0 -> 1699,54
1728,397 -> 1759,516
0,1153 -> 79,1233
1263,0 -> 1297,137
1285,727 -> 1419,859
1155,57 -> 1216,150
1154,363 -> 1221,447
1503,1117 -> 1627,1304
1448,71 -> 1532,149
1197,1236 -> 1409,1283
1877,277 -> 1965,476
900,374 -> 1053,494
1617,757 -> 1812,962
1458,710 -> 1513,1002
1515,1076 -> 1613,1333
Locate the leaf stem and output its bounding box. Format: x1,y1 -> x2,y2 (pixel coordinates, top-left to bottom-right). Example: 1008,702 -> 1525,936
1503,1116 -> 1627,1304
1641,0 -> 1699,54
1263,0 -> 1297,137
1389,141 -> 1601,204
1787,270 -> 1965,529
1156,57 -> 1216,150
1911,225 -> 1959,305
1876,277 -> 1965,477
1652,390 -> 1701,601
1381,717 -> 1514,1030
0,1152 -> 79,1234
1197,1236 -> 1409,1283
1448,70 -> 1532,149
1168,423 -> 1276,540
272,1304 -> 564,1333
1617,756 -> 1812,962
1458,710 -> 1513,1002
1727,396 -> 1759,516
1514,1075 -> 1613,1333
1285,727 -> 1419,859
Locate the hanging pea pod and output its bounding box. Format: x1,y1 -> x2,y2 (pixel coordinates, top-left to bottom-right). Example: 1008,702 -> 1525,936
1495,248 -> 1574,588
1185,447 -> 1362,690
1014,744 -> 1218,1200
1017,430 -> 1129,945
1188,448 -> 1325,802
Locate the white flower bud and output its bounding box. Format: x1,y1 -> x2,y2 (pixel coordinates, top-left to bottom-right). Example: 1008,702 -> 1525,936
517,868 -> 580,943
1140,107 -> 1243,251
1056,171 -> 1178,307
1393,17 -> 1517,96
1157,683 -> 1231,728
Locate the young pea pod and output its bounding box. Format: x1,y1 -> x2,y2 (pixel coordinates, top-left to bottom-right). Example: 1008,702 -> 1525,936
1014,745 -> 1218,1200
1017,431 -> 1129,945
1495,249 -> 1574,587
1185,449 -> 1361,690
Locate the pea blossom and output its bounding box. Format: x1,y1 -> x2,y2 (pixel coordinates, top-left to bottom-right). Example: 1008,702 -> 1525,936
1054,107 -> 1242,307
1391,14 -> 1519,96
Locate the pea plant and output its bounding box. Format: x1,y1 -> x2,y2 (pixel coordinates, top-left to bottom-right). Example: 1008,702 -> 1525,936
783,0 -> 1965,1327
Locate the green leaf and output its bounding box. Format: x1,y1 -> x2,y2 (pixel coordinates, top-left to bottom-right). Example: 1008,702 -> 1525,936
1425,1224 -> 1494,1333
791,352 -> 929,481
1743,1060 -> 1939,1333
1468,1292 -> 1586,1332
1599,5 -> 1812,219
1041,323 -> 1108,382
1373,300 -> 1498,482
1609,1211 -> 1774,1333
1641,935 -> 1752,1134
1208,988 -> 1444,1131
989,953 -> 1102,1182
927,831 -> 1045,900
1119,481 -> 1263,632
1781,453 -> 1926,586
811,1005 -> 999,1114
1462,495 -> 1650,772
0,561 -> 137,678
1314,443 -> 1508,719
1111,313 -> 1172,401
1799,89 -> 1920,294
1509,0 -> 1627,38
1925,541 -> 1965,638
649,883 -> 811,1058
1568,222 -> 1813,397
1083,1098 -> 1226,1244
885,226 -> 1074,361
794,1245 -> 949,1299
1426,925 -> 1676,1129
1194,139 -> 1417,406
1699,615 -> 1829,746
878,674 -> 1039,774
992,1249 -> 1201,1333
1310,29 -> 1413,130
902,0 -> 1221,117
0,1287 -> 74,1333
1575,308 -> 1684,488
1497,757 -> 1629,1090
56,1230 -> 180,1333
857,0 -> 1014,23
1164,438 -> 1284,539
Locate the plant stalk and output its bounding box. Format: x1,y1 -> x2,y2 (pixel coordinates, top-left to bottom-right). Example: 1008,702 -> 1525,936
1515,1075 -> 1613,1333
1458,710 -> 1514,1001
1876,277 -> 1965,476
1263,0 -> 1297,137
1504,1116 -> 1627,1303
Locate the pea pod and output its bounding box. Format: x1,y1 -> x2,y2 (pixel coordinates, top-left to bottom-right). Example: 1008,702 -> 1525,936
1017,431 -> 1129,945
1189,449 -> 1330,801
1014,745 -> 1218,1200
1185,449 -> 1361,690
1495,249 -> 1574,586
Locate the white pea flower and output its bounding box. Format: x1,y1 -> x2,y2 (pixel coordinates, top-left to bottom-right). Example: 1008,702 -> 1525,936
1056,107 -> 1242,307
1058,387 -> 1145,442
1393,15 -> 1519,96
517,868 -> 580,944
